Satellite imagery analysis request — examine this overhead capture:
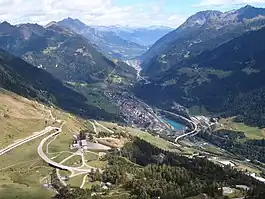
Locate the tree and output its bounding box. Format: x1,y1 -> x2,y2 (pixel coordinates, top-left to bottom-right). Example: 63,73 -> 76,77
139,190 -> 150,199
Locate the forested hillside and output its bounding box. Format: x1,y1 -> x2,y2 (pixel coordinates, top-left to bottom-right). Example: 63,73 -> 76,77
135,26 -> 265,127
0,49 -> 119,121
199,130 -> 265,163
0,22 -> 135,83
141,5 -> 265,77
52,138 -> 265,199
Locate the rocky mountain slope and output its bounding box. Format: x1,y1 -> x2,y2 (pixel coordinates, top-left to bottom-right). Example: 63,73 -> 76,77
141,5 -> 265,77
0,21 -> 135,83
134,26 -> 265,127
0,49 -> 119,121
57,18 -> 148,59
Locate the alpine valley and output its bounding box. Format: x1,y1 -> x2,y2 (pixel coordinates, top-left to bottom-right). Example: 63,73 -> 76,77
1,4 -> 265,199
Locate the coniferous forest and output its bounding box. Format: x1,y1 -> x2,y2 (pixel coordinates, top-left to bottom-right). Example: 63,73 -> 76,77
52,138 -> 265,199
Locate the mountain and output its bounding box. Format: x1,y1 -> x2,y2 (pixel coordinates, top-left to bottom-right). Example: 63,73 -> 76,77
57,18 -> 148,59
0,48 -> 119,121
0,21 -> 135,84
134,26 -> 265,128
91,25 -> 173,47
141,5 -> 265,77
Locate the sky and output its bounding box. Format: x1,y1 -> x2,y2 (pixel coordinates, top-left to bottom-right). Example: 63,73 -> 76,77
0,0 -> 265,28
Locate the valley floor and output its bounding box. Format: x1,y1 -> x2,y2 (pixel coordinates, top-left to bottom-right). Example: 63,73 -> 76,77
0,89 -> 265,199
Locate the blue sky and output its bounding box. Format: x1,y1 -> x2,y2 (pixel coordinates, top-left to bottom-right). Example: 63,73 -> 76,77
1,0 -> 265,27
113,0 -> 265,15
111,0 -> 265,27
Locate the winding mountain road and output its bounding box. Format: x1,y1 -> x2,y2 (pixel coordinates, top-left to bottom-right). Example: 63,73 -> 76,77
0,105 -> 98,176
174,120 -> 198,143
37,122 -> 97,173
0,126 -> 59,156
160,110 -> 198,144
0,104 -> 60,156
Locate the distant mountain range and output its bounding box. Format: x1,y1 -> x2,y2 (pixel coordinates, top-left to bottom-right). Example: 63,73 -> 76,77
0,21 -> 136,83
0,19 -> 172,85
91,25 -> 174,47
135,5 -> 265,128
57,18 -> 172,59
141,5 -> 265,77
3,4 -> 265,128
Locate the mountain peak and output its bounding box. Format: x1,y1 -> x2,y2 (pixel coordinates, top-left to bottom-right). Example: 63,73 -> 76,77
61,17 -> 82,24
44,21 -> 56,28
45,23 -> 75,37
241,4 -> 255,10
0,21 -> 14,29
181,10 -> 222,28
65,17 -> 74,21
236,4 -> 265,20
1,21 -> 12,26
237,4 -> 257,13
0,21 -> 16,34
57,17 -> 87,31
195,10 -> 223,16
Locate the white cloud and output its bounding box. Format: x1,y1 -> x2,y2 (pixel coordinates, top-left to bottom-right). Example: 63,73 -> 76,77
0,0 -> 186,28
197,0 -> 265,6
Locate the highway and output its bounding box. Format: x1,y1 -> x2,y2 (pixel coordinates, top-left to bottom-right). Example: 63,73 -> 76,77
160,110 -> 198,144
37,123 -> 97,173
174,119 -> 198,143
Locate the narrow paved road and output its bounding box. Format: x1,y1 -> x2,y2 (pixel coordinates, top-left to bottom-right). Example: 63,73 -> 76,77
0,105 -> 58,156
37,124 -> 98,173
89,121 -> 98,135
0,126 -> 59,156
94,120 -> 114,134
80,175 -> 87,189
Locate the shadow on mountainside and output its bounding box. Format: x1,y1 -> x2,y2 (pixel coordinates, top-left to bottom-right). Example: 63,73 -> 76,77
0,49 -> 121,122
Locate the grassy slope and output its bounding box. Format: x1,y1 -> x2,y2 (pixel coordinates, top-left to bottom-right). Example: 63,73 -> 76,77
0,136 -> 54,199
84,152 -> 98,162
66,83 -> 118,115
0,89 -> 202,198
51,152 -> 74,163
62,155 -> 82,167
218,117 -> 265,139
47,111 -> 93,154
86,160 -> 108,169
127,128 -> 180,152
98,121 -> 181,152
0,90 -> 90,199
68,174 -> 86,188
0,89 -> 56,148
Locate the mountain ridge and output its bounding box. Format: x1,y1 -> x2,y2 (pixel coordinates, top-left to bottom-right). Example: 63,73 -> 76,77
0,48 -> 119,121
57,18 -> 148,59
0,21 -> 132,83
57,17 -> 173,59
134,25 -> 265,127
141,5 -> 265,77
